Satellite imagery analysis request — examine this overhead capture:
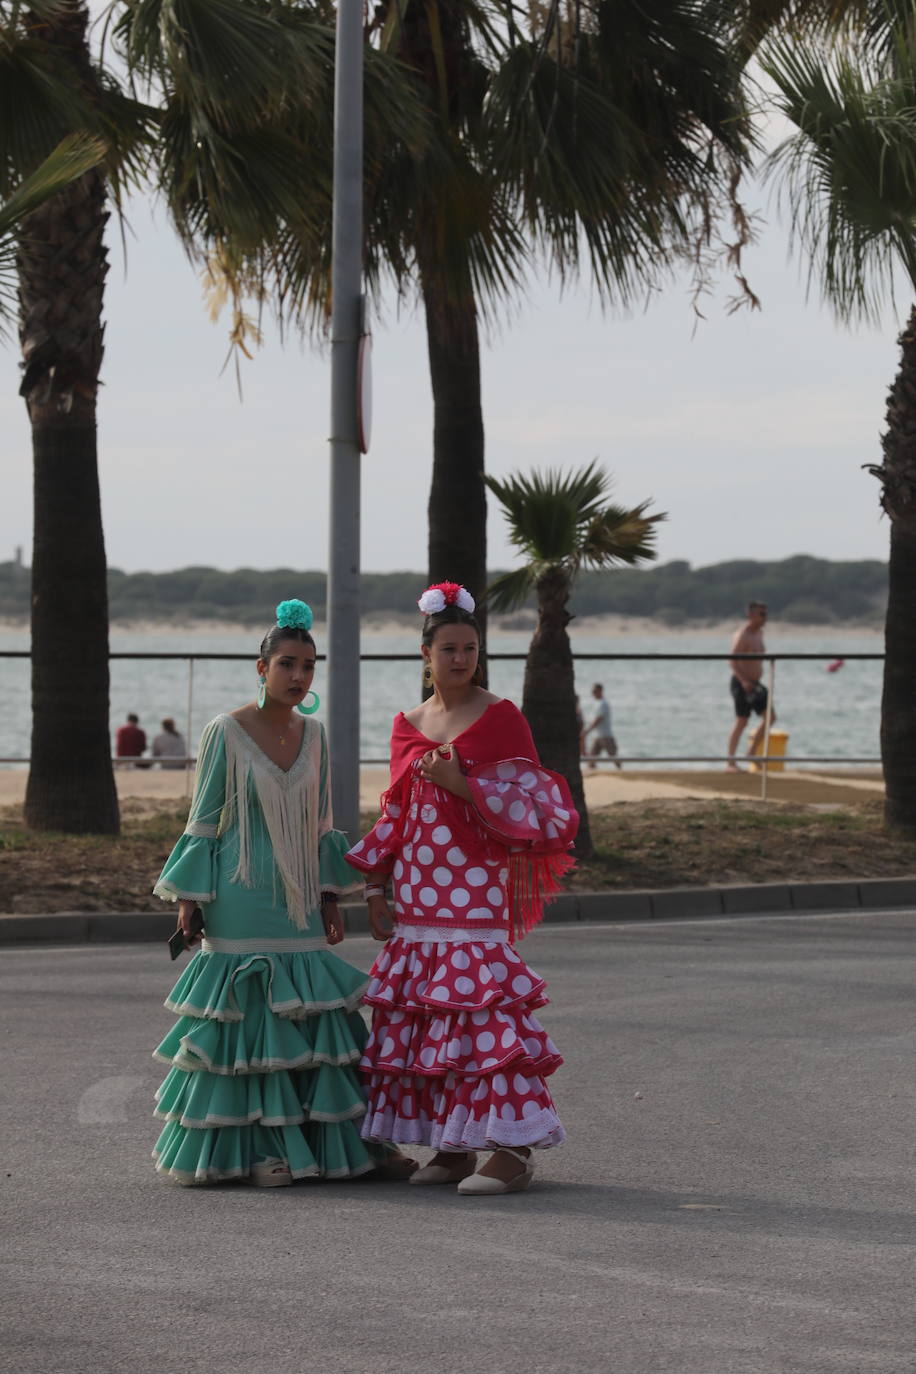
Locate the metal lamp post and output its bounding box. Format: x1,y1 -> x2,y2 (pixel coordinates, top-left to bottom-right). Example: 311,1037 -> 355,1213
326,0 -> 364,843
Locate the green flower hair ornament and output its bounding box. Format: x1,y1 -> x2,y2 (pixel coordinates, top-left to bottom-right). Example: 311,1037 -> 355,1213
275,599 -> 314,631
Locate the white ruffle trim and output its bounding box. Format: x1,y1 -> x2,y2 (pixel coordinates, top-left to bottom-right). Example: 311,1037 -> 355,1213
153,1045 -> 364,1076
163,998 -> 243,1022
200,935 -> 327,954
163,989 -> 368,1021
153,1102 -> 367,1130
360,1104 -> 565,1151
395,925 -> 509,945
153,880 -> 215,904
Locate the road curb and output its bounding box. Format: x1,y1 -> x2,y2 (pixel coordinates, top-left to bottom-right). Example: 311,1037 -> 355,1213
1,877 -> 914,945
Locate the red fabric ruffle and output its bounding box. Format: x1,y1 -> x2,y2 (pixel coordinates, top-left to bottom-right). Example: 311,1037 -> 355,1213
364,937 -> 548,1012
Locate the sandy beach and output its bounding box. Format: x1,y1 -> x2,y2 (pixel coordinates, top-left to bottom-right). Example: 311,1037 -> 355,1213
0,762 -> 884,812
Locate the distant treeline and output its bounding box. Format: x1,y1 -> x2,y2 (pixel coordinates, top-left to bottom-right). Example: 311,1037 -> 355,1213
0,556 -> 887,625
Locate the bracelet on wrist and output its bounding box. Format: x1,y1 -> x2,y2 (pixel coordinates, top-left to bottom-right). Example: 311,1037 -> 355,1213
364,885 -> 385,900
320,891 -> 339,905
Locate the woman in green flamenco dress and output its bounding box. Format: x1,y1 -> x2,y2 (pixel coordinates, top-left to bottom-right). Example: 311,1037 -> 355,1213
152,599 -> 413,1187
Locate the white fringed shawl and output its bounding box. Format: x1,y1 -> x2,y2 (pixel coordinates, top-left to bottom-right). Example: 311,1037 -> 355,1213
216,714 -> 324,929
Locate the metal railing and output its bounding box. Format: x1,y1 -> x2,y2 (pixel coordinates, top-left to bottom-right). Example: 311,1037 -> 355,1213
0,648 -> 884,802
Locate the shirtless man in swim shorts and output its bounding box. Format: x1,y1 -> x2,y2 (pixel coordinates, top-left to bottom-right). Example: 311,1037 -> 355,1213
726,601 -> 774,771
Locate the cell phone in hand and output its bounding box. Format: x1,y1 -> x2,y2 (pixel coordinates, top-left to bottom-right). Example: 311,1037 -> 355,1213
167,905 -> 205,960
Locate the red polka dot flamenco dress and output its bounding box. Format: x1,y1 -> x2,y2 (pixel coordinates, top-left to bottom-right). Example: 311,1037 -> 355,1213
346,699 -> 578,1152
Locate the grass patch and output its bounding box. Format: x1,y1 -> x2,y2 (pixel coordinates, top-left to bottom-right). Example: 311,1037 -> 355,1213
570,797 -> 911,891
0,801 -> 188,914
3,794 -> 915,915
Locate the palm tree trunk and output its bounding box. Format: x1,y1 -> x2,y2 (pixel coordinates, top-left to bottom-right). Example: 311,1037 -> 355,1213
18,4 -> 118,834
522,566 -> 592,858
396,0 -> 488,685
24,411 -> 118,833
879,306 -> 916,834
422,272 -> 488,671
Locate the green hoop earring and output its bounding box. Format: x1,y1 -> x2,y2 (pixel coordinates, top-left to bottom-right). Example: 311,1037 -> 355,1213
257,676 -> 267,710
296,690 -> 320,716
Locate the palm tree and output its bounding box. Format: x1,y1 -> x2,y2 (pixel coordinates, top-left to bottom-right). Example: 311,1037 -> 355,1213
3,0 -> 404,832
761,11 -> 916,831
1,0 -> 156,833
485,462 -> 663,857
388,0 -> 754,642
200,0 -> 752,660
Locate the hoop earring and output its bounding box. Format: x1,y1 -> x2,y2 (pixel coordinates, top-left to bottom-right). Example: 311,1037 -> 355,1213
422,663 -> 433,688
256,676 -> 267,710
296,690 -> 320,716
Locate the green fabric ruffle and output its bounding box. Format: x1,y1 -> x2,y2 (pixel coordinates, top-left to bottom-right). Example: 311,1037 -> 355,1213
164,946 -> 368,1022
153,832 -> 216,904
153,1117 -> 386,1185
153,946 -> 385,1185
155,1060 -> 367,1129
154,1000 -> 367,1075
318,828 -> 362,892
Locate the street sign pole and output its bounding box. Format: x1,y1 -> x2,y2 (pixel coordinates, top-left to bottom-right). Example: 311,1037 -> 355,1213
327,0 -> 364,842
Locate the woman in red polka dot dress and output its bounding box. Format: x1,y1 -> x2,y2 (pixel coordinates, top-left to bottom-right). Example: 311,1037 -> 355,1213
346,582 -> 578,1195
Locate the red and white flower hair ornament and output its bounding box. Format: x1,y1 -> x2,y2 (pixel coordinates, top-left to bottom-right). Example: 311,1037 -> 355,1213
417,581 -> 476,615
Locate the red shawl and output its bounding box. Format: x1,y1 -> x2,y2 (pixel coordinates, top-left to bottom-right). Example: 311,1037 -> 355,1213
382,699 -> 578,939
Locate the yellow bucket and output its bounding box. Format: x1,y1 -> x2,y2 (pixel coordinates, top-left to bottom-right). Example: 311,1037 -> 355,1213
748,728 -> 788,773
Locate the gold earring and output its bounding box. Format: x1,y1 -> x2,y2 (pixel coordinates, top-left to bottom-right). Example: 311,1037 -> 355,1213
422,662 -> 433,687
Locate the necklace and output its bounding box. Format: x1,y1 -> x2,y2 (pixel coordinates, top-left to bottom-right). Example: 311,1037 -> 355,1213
265,715 -> 296,748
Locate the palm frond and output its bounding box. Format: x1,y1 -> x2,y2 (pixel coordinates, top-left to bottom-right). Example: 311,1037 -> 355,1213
484,0 -> 753,305
114,0 -> 326,129
485,563 -> 541,613
0,0 -> 84,28
763,31 -> 916,320
0,129 -> 105,229
158,101 -> 328,256
0,13 -> 156,203
486,459 -> 662,605
0,38 -> 100,196
485,460 -> 613,556
150,21 -> 433,336
578,500 -> 666,569
486,42 -> 664,303
729,0 -> 873,61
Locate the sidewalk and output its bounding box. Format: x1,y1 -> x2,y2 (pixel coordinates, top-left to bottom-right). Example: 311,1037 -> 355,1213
2,874 -> 913,946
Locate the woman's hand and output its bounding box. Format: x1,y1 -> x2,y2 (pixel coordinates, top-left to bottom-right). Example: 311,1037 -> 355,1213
321,896 -> 344,945
177,900 -> 204,948
420,745 -> 471,800
367,894 -> 395,942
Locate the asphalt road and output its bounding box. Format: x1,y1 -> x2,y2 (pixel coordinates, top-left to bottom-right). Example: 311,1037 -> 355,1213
1,913 -> 914,1374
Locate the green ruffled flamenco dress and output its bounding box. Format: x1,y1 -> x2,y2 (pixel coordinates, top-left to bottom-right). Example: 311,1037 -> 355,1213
151,712 -> 387,1185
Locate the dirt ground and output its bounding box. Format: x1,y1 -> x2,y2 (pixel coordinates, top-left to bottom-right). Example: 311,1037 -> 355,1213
2,771 -> 913,914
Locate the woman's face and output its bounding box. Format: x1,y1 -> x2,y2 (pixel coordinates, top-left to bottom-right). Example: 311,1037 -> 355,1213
423,623 -> 480,688
258,638 -> 316,708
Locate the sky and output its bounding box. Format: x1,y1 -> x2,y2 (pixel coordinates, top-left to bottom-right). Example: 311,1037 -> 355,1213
0,143 -> 906,578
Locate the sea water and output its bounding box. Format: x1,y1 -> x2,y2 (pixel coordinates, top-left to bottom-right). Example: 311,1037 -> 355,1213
0,623 -> 883,767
